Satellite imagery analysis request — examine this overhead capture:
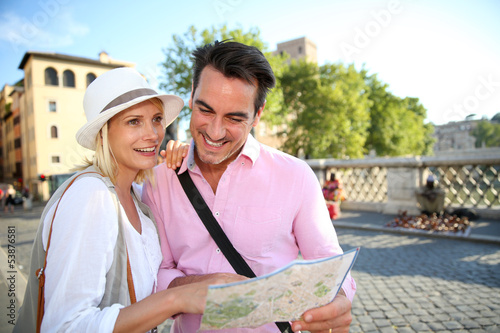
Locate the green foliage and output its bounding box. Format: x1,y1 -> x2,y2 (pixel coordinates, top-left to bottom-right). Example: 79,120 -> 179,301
491,112 -> 500,123
278,62 -> 432,158
472,120 -> 500,147
3,102 -> 12,118
279,61 -> 370,158
363,73 -> 434,156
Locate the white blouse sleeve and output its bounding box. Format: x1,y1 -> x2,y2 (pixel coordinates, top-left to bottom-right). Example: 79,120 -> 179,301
41,177 -> 124,333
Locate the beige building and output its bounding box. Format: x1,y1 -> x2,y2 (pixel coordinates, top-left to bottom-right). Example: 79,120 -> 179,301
275,36 -> 318,64
0,85 -> 14,183
0,84 -> 23,195
255,37 -> 318,149
0,51 -> 134,200
433,119 -> 478,152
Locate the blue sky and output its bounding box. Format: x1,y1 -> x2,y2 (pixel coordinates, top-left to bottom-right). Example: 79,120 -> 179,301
1,0 -> 499,125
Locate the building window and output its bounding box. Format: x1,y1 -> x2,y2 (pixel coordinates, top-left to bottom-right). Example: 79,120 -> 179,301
45,67 -> 58,86
51,155 -> 61,163
298,46 -> 303,54
63,70 -> 75,87
14,138 -> 21,148
15,162 -> 22,178
48,100 -> 57,112
50,126 -> 58,138
86,73 -> 97,87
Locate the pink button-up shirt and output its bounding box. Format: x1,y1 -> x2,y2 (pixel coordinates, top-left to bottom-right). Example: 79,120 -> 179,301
142,135 -> 356,333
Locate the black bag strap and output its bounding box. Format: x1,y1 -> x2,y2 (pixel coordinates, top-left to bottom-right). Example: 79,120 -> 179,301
177,170 -> 292,333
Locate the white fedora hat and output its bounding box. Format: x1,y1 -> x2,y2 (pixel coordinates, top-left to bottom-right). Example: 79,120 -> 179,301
76,67 -> 183,150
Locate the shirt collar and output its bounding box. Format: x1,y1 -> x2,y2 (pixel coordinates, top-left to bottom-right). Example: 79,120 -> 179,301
182,133 -> 261,173
240,133 -> 260,165
182,139 -> 196,173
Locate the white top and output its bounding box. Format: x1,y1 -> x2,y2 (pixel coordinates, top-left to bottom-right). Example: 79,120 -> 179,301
40,177 -> 162,332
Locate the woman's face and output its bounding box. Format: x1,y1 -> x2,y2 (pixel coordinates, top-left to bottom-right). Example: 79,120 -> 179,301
107,100 -> 165,179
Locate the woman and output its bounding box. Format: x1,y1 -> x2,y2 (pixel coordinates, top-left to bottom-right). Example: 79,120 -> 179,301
4,184 -> 16,213
15,68 -> 242,333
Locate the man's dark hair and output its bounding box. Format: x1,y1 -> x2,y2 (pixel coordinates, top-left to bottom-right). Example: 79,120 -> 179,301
191,40 -> 276,115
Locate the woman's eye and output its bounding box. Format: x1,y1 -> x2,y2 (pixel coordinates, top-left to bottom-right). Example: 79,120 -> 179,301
128,119 -> 139,125
154,116 -> 164,123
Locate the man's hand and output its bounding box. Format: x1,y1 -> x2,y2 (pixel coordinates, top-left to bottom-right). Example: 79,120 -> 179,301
160,140 -> 189,169
291,289 -> 352,333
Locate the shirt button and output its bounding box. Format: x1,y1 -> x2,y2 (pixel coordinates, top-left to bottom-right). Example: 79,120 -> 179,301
216,248 -> 221,253
215,211 -> 219,216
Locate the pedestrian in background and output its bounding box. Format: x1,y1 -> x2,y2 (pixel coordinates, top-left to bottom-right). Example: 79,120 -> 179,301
4,184 -> 16,213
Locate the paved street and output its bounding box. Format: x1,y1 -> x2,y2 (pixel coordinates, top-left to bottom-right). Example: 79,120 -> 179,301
336,228 -> 500,333
1,204 -> 499,332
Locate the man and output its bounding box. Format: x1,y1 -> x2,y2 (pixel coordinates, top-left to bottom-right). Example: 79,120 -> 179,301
143,40 -> 356,333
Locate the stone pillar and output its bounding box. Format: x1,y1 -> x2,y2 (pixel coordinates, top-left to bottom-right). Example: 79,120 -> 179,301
383,167 -> 420,215
308,163 -> 326,186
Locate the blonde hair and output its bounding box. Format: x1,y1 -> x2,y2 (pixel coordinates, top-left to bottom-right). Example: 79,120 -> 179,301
75,98 -> 164,186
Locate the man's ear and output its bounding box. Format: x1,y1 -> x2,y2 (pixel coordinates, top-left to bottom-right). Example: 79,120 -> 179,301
252,101 -> 265,127
189,82 -> 194,109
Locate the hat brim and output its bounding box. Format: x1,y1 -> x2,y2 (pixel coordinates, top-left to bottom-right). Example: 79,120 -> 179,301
76,94 -> 183,150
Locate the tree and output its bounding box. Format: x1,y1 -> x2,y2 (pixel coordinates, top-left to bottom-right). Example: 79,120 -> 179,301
491,112 -> 500,123
278,62 -> 433,158
159,25 -> 286,120
363,73 -> 434,156
472,120 -> 500,147
279,61 -> 371,158
400,97 -> 435,155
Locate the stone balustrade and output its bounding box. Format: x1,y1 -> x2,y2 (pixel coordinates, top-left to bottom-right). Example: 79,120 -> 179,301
306,148 -> 500,219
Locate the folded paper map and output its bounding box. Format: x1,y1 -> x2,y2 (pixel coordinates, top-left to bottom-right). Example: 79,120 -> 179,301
200,247 -> 359,330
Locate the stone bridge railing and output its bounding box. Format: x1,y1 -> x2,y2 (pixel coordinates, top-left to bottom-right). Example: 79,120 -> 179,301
306,148 -> 500,219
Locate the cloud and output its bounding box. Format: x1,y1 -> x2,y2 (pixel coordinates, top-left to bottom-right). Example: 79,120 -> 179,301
0,8 -> 89,51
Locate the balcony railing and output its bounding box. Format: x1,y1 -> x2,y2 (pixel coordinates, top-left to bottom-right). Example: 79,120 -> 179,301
307,148 -> 500,219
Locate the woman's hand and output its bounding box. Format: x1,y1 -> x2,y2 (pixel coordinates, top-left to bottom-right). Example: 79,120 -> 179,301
171,273 -> 248,314
160,140 -> 189,169
114,273 -> 247,332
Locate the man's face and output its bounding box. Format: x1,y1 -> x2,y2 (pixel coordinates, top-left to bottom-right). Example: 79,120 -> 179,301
189,66 -> 262,168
